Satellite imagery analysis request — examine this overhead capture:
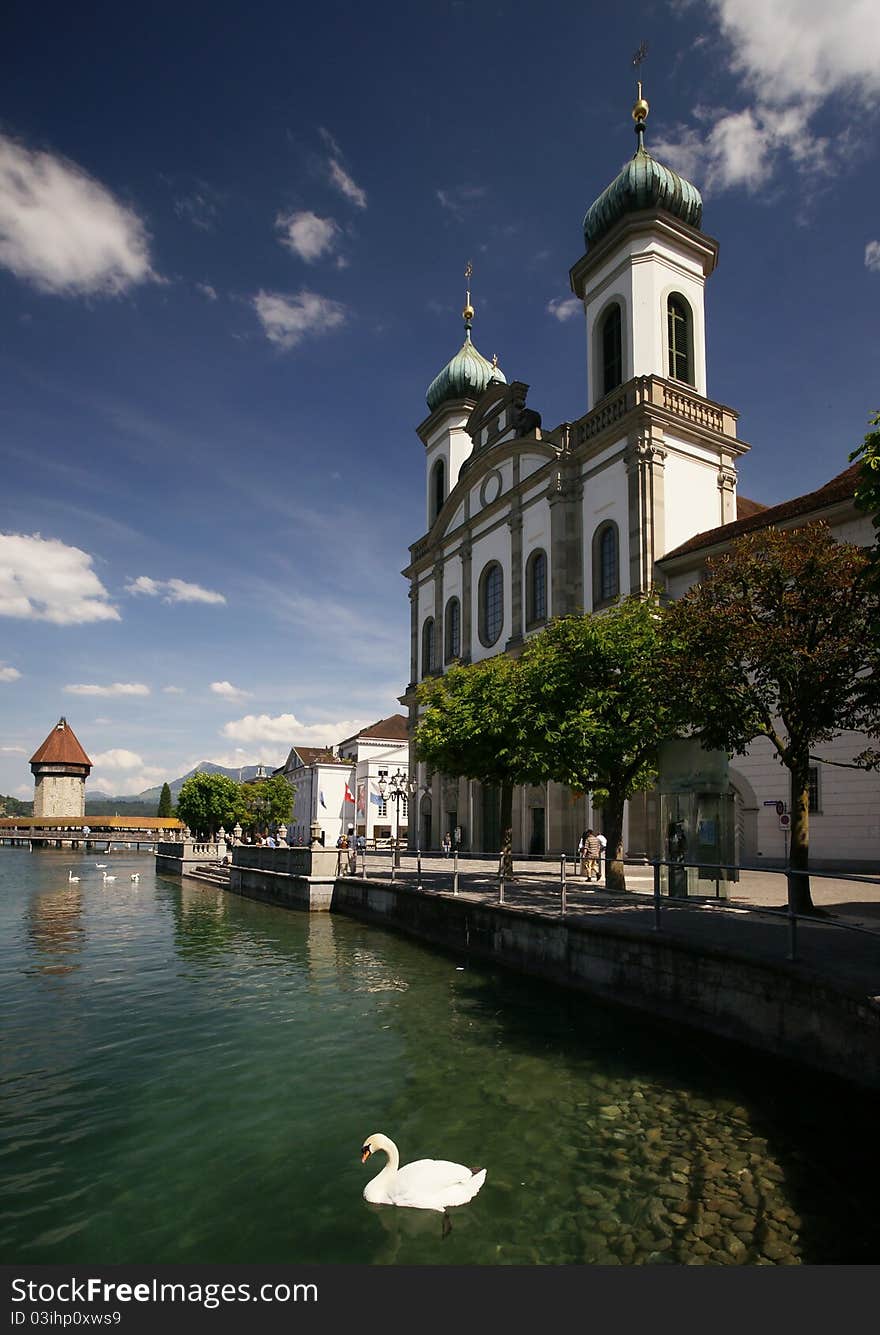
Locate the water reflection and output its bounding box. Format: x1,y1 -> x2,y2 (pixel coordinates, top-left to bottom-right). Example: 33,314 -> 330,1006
26,885 -> 84,976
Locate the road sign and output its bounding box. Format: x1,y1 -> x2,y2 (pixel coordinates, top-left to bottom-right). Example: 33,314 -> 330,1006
778,813 -> 791,830
775,800 -> 786,816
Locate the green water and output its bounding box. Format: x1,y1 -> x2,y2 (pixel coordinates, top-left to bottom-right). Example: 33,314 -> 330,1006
2,848 -> 879,1265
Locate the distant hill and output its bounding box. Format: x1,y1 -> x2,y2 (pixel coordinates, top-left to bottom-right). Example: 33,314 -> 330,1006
1,794 -> 33,817
134,762 -> 265,805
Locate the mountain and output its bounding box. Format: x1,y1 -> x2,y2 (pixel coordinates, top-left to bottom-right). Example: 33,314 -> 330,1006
131,762 -> 266,805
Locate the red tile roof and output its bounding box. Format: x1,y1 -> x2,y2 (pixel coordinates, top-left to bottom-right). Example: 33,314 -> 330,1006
736,495 -> 768,520
288,746 -> 340,768
351,713 -> 408,742
660,464 -> 860,563
30,718 -> 92,768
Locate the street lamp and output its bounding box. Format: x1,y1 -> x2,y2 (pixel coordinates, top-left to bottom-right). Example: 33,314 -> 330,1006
376,769 -> 408,868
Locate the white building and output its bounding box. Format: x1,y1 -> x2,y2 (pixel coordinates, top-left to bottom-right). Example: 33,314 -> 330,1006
276,714 -> 409,847
400,92 -> 878,869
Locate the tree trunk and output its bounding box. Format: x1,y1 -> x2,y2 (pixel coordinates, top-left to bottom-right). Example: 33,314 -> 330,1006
603,790 -> 626,892
500,781 -> 514,879
788,763 -> 814,913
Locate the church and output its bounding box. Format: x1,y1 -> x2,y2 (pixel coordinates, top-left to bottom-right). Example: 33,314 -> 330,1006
400,89 -> 877,870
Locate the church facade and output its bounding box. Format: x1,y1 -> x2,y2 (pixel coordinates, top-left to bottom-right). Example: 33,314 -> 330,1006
400,95 -> 878,868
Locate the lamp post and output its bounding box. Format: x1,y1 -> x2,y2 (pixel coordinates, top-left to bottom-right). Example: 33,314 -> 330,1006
376,769 -> 408,869
408,778 -> 423,892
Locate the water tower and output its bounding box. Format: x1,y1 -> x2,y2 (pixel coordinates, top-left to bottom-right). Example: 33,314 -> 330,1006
30,718 -> 92,818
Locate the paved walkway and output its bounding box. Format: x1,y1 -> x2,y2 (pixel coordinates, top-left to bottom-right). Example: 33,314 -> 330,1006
353,853 -> 880,1000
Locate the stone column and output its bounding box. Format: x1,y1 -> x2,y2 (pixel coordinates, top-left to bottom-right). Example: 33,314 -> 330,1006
717,463 -> 737,525
625,429 -> 667,595
548,466 -> 584,616
433,559 -> 444,671
460,537 -> 473,664
506,502 -> 524,650
408,583 -> 419,688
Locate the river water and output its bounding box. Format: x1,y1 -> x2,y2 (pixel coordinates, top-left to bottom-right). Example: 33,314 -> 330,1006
2,847 -> 879,1265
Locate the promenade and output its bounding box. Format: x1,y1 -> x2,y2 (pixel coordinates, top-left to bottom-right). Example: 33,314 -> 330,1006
350,852 -> 880,998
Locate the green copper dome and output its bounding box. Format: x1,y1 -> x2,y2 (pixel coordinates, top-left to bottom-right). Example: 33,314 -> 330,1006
583,131 -> 702,249
426,330 -> 506,413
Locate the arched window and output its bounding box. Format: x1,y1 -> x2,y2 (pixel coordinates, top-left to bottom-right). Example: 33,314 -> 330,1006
444,596 -> 461,662
667,295 -> 692,384
600,303 -> 622,397
525,549 -> 547,628
478,562 -> 504,647
593,521 -> 619,607
421,617 -> 435,677
431,459 -> 445,522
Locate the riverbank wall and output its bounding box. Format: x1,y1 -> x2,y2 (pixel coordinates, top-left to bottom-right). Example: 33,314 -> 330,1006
326,877 -> 880,1091
186,849 -> 880,1090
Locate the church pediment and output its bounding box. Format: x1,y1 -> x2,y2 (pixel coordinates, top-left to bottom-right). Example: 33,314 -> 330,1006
460,381 -> 543,476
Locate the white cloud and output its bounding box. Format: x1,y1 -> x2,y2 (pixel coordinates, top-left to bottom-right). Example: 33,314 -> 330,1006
436,185 -> 487,218
89,766 -> 166,796
252,289 -> 347,351
125,575 -> 226,605
14,784 -> 30,798
657,0 -> 880,195
0,134 -> 154,295
866,242 -> 880,272
0,533 -> 120,624
221,712 -> 369,745
210,680 -> 251,701
276,210 -> 339,262
328,159 -> 366,209
196,281 -> 218,300
546,296 -> 581,322
0,663 -> 21,682
91,748 -> 144,770
163,685 -> 185,694
1,745 -> 26,753
64,682 -> 150,697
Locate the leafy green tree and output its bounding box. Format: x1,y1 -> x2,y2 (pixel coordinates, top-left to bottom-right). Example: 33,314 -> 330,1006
517,596 -> 689,891
239,774 -> 294,834
665,523 -> 880,912
176,772 -> 243,839
850,410 -> 880,586
415,656 -> 527,874
157,782 -> 173,818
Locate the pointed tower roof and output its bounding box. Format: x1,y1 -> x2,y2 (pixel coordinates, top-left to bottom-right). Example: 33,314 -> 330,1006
30,717 -> 92,768
425,263 -> 506,412
582,86 -> 702,249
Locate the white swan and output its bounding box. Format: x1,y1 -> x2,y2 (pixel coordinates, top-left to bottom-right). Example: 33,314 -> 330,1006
130,873 -> 139,882
102,871 -> 116,883
361,1133 -> 486,1213
68,869 -> 80,883
95,863 -> 107,869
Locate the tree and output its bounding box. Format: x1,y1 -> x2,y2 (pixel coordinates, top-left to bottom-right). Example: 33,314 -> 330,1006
176,772 -> 243,839
517,596 -> 690,891
665,523 -> 880,912
415,656 -> 528,874
239,774 -> 294,833
850,410 -> 880,587
157,782 -> 173,818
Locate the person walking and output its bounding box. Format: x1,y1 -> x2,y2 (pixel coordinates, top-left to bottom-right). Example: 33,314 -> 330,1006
596,831 -> 607,881
580,829 -> 601,880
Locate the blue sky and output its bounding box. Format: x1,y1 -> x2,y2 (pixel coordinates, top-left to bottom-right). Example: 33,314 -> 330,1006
1,0 -> 878,798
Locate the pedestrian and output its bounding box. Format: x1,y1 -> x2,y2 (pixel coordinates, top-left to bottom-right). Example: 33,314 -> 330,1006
577,828 -> 589,876
580,829 -> 601,880
596,831 -> 607,881
442,832 -> 451,857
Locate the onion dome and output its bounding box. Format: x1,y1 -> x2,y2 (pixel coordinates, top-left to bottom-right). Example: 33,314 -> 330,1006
583,89 -> 702,249
425,269 -> 506,412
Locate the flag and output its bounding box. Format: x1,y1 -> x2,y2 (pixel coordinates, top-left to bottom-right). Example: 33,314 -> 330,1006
357,783 -> 366,816
319,790 -> 327,809
370,791 -> 382,806
344,782 -> 355,804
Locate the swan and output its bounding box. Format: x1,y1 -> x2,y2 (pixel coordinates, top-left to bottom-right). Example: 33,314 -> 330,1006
360,1133 -> 486,1213
68,869 -> 80,883
102,872 -> 116,883
130,873 -> 139,882
95,863 -> 107,869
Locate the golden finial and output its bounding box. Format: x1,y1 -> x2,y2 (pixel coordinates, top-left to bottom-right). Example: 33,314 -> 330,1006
463,260 -> 475,329
631,41 -> 649,145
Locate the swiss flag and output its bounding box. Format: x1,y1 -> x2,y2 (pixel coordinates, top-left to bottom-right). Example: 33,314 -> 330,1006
344,782 -> 355,804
